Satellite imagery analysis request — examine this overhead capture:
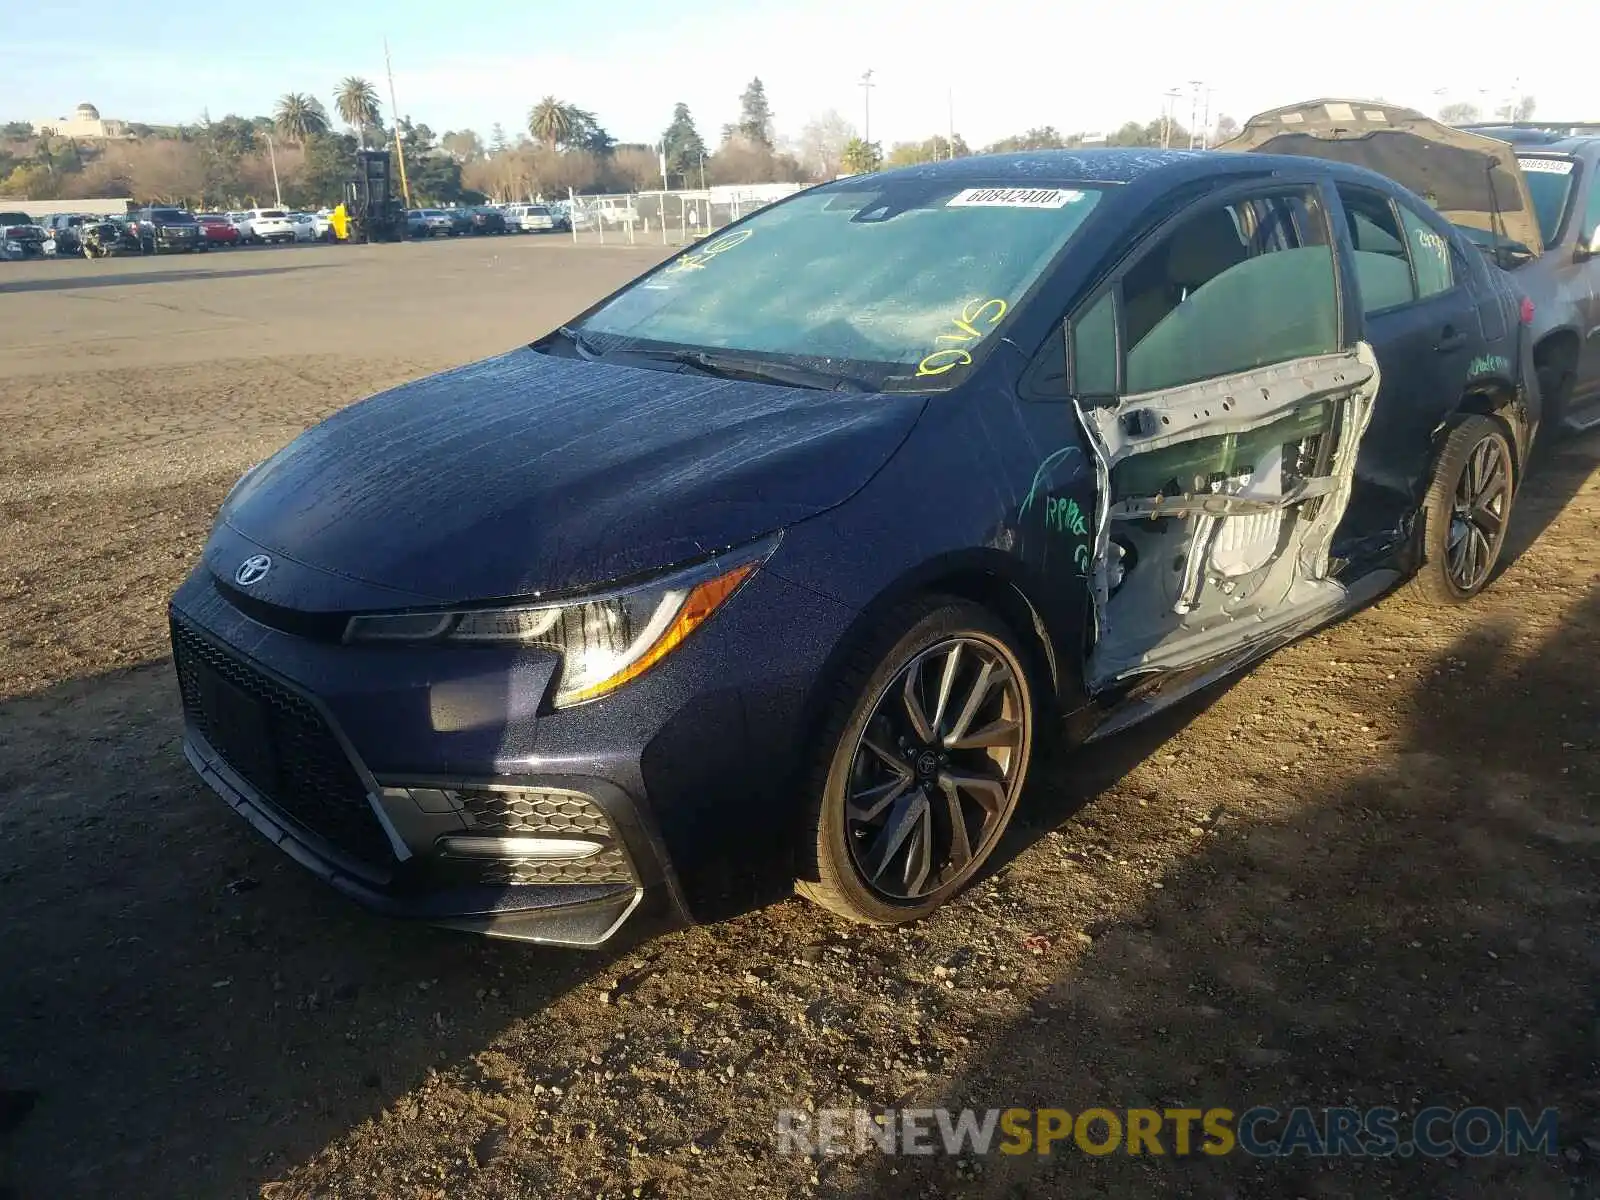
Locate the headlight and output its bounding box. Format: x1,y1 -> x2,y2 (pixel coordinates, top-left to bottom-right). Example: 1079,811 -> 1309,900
344,535 -> 778,707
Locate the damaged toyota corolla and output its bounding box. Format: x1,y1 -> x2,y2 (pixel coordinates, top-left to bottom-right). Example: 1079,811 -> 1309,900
170,150 -> 1539,946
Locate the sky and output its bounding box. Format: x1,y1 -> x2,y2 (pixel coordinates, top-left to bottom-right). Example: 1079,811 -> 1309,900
4,0 -> 1591,151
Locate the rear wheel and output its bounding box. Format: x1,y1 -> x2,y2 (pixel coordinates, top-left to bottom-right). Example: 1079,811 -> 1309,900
796,598 -> 1036,924
1408,415 -> 1515,605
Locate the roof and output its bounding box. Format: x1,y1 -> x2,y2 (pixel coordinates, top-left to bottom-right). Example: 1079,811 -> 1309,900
869,148 -> 1213,186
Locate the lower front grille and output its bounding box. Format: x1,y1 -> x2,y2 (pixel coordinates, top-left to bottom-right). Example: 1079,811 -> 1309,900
458,787 -> 635,885
171,617 -> 394,874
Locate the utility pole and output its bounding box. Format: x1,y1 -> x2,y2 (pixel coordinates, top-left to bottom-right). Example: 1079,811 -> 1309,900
947,88 -> 955,159
860,69 -> 875,147
263,131 -> 282,207
1187,81 -> 1204,149
384,37 -> 413,209
1198,86 -> 1214,149
1162,88 -> 1182,149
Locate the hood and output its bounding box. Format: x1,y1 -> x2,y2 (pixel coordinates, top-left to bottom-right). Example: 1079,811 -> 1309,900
220,346 -> 925,603
1216,98 -> 1544,258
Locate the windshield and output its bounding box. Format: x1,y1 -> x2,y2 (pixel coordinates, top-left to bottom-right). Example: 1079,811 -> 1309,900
577,179 -> 1106,387
1518,156 -> 1577,244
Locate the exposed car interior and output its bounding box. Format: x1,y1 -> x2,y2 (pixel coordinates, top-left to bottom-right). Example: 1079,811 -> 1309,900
1074,190 -> 1380,690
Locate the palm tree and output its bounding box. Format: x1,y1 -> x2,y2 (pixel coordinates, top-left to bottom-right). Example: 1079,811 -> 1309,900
334,76 -> 382,145
528,96 -> 573,151
273,93 -> 328,144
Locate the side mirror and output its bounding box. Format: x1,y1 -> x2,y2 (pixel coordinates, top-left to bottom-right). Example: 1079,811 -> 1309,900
1579,226 -> 1600,260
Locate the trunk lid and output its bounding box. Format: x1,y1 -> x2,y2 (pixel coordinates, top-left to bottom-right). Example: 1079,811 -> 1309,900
1216,98 -> 1544,259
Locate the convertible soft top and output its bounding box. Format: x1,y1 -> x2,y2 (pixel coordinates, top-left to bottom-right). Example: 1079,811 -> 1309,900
1216,98 -> 1544,257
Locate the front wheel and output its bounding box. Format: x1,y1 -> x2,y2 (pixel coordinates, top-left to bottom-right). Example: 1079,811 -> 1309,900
795,598 -> 1036,924
1408,415 -> 1516,604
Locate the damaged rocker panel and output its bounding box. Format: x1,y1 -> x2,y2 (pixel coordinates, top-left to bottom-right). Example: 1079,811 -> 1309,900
1074,346 -> 1381,692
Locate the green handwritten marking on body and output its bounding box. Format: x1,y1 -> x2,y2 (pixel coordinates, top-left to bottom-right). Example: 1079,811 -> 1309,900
1045,496 -> 1088,537
1468,354 -> 1510,377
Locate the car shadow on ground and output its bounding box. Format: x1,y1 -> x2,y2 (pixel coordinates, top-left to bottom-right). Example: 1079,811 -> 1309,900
0,662 -> 630,1198
842,590 -> 1600,1197
0,264 -> 330,295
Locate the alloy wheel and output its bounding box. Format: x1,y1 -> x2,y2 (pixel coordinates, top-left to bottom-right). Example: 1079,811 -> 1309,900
1446,434 -> 1511,593
844,635 -> 1031,901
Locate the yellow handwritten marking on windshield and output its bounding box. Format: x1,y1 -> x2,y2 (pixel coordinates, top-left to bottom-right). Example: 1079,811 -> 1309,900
664,229 -> 753,274
916,297 -> 1008,376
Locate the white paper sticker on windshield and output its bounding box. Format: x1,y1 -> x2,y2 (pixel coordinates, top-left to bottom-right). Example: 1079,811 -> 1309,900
1519,157 -> 1574,174
1323,102 -> 1356,122
947,188 -> 1084,209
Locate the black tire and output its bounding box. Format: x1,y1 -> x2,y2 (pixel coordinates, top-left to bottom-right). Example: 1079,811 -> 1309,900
795,597 -> 1036,924
1408,415 -> 1516,605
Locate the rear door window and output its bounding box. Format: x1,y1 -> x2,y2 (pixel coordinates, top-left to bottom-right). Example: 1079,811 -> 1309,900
1397,203 -> 1454,298
1337,185 -> 1417,315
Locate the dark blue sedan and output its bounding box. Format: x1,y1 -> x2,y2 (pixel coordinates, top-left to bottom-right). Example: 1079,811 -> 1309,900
170,149 -> 1539,945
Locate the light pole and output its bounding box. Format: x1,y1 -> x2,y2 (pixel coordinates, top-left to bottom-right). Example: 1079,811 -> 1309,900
1162,88 -> 1182,148
860,69 -> 875,147
263,131 -> 282,207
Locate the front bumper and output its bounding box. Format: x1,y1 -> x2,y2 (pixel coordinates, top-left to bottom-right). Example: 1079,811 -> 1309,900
167,545 -> 858,945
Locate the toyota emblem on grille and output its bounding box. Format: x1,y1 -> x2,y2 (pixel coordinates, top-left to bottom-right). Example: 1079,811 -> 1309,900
235,554 -> 272,587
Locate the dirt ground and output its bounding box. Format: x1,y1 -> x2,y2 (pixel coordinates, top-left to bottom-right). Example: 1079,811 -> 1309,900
1,239 -> 1597,1200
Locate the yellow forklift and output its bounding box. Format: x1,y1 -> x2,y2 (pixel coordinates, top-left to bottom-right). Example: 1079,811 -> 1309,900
330,149 -> 408,243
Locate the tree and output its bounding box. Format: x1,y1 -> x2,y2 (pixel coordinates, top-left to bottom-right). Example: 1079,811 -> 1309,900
735,78 -> 774,149
441,129 -> 484,163
1503,95 -> 1537,121
1211,114 -> 1240,144
489,123 -> 509,154
528,97 -> 573,151
562,106 -> 613,156
273,93 -> 328,144
661,102 -> 707,182
1437,102 -> 1481,125
840,138 -> 881,174
983,127 -> 1067,153
609,146 -> 660,192
885,134 -> 970,167
1,121 -> 32,139
797,110 -> 856,178
334,77 -> 382,143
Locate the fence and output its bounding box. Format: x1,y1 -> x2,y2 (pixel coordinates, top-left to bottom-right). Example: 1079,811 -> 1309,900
553,183 -> 808,243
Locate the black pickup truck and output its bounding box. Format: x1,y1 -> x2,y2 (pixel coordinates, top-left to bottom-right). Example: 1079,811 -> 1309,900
126,206 -> 203,253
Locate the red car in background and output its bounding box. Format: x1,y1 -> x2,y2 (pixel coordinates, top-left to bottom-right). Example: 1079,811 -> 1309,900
196,214 -> 241,248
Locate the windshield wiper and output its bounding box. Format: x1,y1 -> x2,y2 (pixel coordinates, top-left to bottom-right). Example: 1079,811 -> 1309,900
632,348 -> 870,392
551,325 -> 603,360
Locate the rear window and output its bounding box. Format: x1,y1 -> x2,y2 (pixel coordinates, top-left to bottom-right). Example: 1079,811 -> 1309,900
257,210 -> 286,219
1518,156 -> 1577,245
152,208 -> 194,223
0,213 -> 32,224
528,206 -> 551,215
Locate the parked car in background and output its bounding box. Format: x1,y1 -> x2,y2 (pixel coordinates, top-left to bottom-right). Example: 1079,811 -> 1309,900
1455,123 -> 1600,435
127,206 -> 202,253
285,213 -> 319,242
590,197 -> 639,226
172,150 -> 1538,947
1222,101 -> 1600,439
0,212 -> 50,258
40,213 -> 98,256
518,204 -> 559,233
407,209 -> 455,237
225,211 -> 256,242
248,209 -> 297,244
312,210 -> 334,241
468,206 -> 507,235
79,218 -> 141,258
196,214 -> 242,247
443,208 -> 472,236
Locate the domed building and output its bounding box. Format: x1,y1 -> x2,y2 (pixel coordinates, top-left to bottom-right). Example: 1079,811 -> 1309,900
31,102 -> 131,139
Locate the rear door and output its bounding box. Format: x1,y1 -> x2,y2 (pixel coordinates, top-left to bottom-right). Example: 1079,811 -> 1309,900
1327,183 -> 1479,565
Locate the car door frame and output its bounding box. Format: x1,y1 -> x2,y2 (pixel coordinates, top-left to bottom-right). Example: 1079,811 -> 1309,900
1023,170 -> 1383,697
